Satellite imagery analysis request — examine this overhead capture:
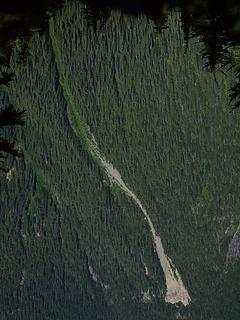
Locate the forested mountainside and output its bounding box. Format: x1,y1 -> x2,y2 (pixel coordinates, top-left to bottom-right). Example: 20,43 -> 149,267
0,1 -> 240,319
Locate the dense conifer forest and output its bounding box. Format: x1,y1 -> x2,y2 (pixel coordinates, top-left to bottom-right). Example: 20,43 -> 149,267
0,1 -> 240,319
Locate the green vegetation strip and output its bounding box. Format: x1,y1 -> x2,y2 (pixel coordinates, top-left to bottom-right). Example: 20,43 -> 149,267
49,18 -> 91,150
49,17 -> 113,188
27,163 -> 62,216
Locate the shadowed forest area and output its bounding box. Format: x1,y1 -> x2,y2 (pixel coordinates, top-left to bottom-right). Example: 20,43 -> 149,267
0,0 -> 63,165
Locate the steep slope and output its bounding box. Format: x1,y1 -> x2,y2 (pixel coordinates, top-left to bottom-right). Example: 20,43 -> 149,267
0,1 -> 239,319
51,2 -> 240,318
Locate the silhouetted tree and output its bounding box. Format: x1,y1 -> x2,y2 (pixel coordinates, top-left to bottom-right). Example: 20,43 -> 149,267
0,104 -> 25,171
0,1 -> 59,172
0,0 -> 64,67
0,105 -> 25,126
